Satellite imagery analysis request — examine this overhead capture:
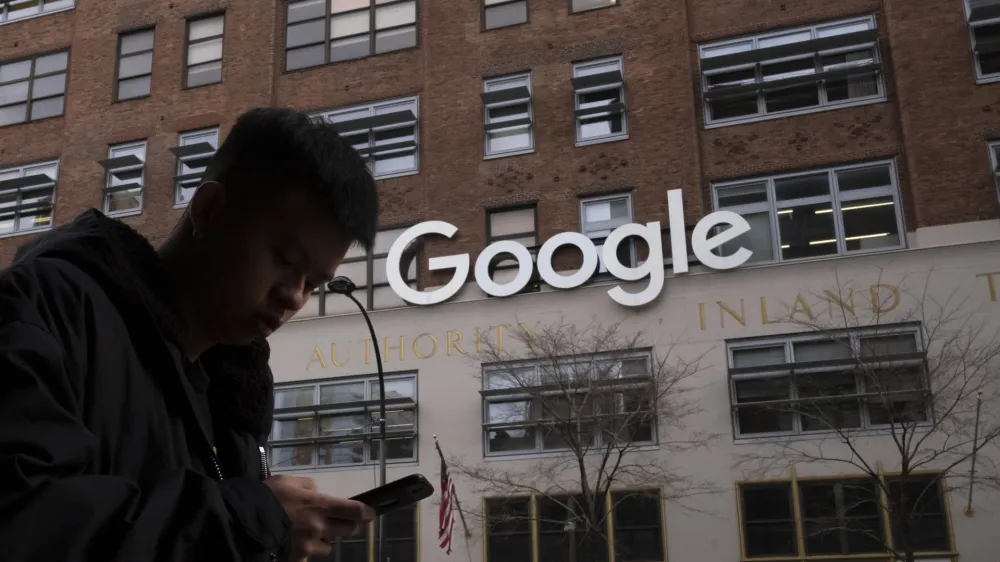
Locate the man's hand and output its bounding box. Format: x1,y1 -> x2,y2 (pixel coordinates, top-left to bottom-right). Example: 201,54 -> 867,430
266,475 -> 375,560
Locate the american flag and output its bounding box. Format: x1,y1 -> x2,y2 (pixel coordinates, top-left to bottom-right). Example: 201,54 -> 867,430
437,454 -> 456,554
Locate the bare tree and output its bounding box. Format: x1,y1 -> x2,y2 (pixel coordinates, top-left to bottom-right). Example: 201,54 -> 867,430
447,318 -> 718,561
734,271 -> 1000,562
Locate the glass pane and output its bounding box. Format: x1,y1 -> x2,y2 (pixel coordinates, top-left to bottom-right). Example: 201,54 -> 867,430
827,72 -> 880,102
485,1 -> 527,29
320,381 -> 366,404
0,81 -> 29,105
331,10 -> 370,38
488,401 -> 531,424
120,30 -> 154,55
117,76 -> 151,100
732,346 -> 786,368
286,44 -> 326,70
778,201 -> 838,260
709,95 -> 758,120
319,441 -> 364,465
761,57 -> 815,82
775,172 -> 829,201
487,127 -> 531,154
717,182 -> 767,207
374,26 -> 415,53
373,150 -> 416,176
371,437 -> 414,460
187,61 -> 222,87
275,387 -> 315,408
490,207 -> 535,238
860,334 -> 917,357
331,35 -> 371,62
764,83 -> 819,113
0,103 -> 28,126
273,417 -> 314,439
188,38 -> 223,65
793,339 -> 853,362
106,188 -> 142,214
0,60 -> 32,82
797,372 -> 861,431
742,486 -> 797,556
487,103 -> 529,123
336,259 -> 368,287
30,97 -> 63,120
288,0 -> 326,23
375,0 -> 415,28
578,89 -> 624,139
320,413 -> 367,436
734,377 -> 793,434
333,0 -> 371,12
488,426 -> 536,452
272,445 -> 313,467
31,73 -> 65,98
841,196 -> 899,251
33,51 -> 68,74
189,15 -> 224,41
572,0 -> 617,11
287,19 -> 326,48
717,211 -> 773,263
118,52 -> 153,79
372,378 -> 415,399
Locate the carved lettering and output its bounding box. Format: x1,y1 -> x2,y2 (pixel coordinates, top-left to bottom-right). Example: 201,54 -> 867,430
790,294 -> 815,321
359,338 -> 372,365
760,297 -> 775,325
383,336 -> 404,362
413,333 -> 438,359
306,345 -> 327,370
869,284 -> 900,314
977,272 -> 1000,302
331,342 -> 350,367
447,330 -> 465,356
718,299 -> 746,328
824,289 -> 856,318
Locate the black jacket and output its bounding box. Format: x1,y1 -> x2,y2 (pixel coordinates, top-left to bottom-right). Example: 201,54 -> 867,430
0,210 -> 293,561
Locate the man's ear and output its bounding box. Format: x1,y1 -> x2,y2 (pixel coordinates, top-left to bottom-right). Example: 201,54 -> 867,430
188,180 -> 226,237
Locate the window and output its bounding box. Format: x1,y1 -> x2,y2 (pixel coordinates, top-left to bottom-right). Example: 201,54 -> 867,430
739,475 -> 951,558
328,227 -> 420,312
727,325 -> 929,439
484,490 -> 663,562
314,503 -> 417,562
581,194 -> 634,274
170,128 -> 220,206
481,351 -> 655,456
0,0 -> 73,25
571,57 -> 628,145
486,205 -> 539,293
268,374 -> 417,470
698,16 -> 884,127
483,0 -> 527,30
285,0 -> 417,71
0,159 -> 57,236
966,0 -> 1000,81
314,96 -> 419,179
712,160 -> 905,265
482,73 -> 533,158
116,29 -> 154,101
571,0 -> 617,13
0,50 -> 69,127
99,141 -> 146,217
185,14 -> 224,87
987,141 -> 1000,207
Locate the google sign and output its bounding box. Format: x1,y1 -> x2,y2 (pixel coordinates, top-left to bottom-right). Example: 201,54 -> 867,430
386,189 -> 754,307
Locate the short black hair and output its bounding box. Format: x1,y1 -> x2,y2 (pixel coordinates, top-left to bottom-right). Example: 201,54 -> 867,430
203,107 -> 379,251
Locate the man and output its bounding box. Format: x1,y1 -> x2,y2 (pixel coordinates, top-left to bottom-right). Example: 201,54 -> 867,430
0,107 -> 379,561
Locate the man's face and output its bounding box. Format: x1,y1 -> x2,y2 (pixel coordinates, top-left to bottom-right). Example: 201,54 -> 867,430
193,183 -> 354,345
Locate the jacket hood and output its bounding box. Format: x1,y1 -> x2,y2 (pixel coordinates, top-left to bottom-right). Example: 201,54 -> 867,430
12,209 -> 275,442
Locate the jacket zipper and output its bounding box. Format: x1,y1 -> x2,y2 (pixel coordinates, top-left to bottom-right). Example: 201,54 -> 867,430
210,446 -> 224,481
259,446 -> 271,480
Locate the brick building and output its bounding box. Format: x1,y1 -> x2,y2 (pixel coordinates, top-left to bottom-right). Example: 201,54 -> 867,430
3,1 -> 1000,562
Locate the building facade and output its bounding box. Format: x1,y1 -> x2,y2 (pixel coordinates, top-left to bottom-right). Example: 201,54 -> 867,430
3,1 -> 1000,562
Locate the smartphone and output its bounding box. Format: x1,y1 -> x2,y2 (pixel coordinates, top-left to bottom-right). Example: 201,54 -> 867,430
350,474 -> 435,516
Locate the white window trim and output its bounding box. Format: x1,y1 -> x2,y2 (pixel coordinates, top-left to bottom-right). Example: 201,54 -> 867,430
483,0 -> 528,30
987,140 -> 1000,207
269,373 -> 419,472
572,55 -> 629,146
580,192 -> 637,271
712,159 -> 907,266
965,0 -> 1000,83
698,15 -> 887,129
481,351 -> 658,457
726,324 -> 931,441
483,72 -> 535,159
103,140 -> 147,218
311,95 -> 420,180
0,159 -> 58,239
0,0 -> 75,26
173,127 -> 220,208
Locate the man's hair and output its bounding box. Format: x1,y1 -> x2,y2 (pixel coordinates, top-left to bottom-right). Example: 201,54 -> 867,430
203,107 -> 379,251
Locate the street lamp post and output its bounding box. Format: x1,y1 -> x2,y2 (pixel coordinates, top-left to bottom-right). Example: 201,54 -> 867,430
327,276 -> 387,562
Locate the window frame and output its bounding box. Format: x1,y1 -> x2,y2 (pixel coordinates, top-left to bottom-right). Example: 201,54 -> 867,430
580,192 -> 637,274
726,323 -> 931,440
697,15 -> 886,128
711,159 -> 907,266
114,27 -> 155,102
183,13 -> 225,89
312,95 -> 420,180
737,474 -> 953,559
100,140 -> 148,218
482,72 -> 535,159
283,0 -> 419,72
324,502 -> 418,562
268,373 -> 419,472
964,0 -> 1000,83
0,49 -> 70,127
571,55 -> 629,146
483,488 -> 665,562
321,225 -> 422,313
0,159 -> 59,237
569,0 -> 619,14
0,0 -> 75,26
480,350 -> 657,457
986,140 -> 1000,208
171,127 -> 220,207
485,204 -> 541,295
481,0 -> 528,31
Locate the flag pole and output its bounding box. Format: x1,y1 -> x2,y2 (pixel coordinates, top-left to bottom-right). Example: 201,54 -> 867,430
434,435 -> 473,539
